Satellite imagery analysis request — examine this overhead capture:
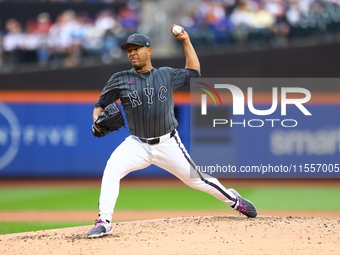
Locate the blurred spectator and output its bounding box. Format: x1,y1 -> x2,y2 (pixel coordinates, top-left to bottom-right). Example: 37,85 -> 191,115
286,1 -> 303,26
264,0 -> 290,46
0,0 -> 140,72
230,0 -> 254,43
207,1 -> 233,46
21,19 -> 40,63
118,3 -> 141,33
82,15 -> 104,62
180,0 -> 340,48
248,2 -> 275,42
48,10 -> 81,68
180,0 -> 233,47
95,10 -> 118,63
252,3 -> 275,29
0,22 -> 3,68
34,12 -> 53,66
3,18 -> 24,69
1,0 -> 340,73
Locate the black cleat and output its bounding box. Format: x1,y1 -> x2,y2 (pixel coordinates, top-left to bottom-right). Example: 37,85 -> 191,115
229,188 -> 257,218
87,219 -> 113,238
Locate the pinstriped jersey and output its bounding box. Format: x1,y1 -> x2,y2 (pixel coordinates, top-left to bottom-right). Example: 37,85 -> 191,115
95,67 -> 200,138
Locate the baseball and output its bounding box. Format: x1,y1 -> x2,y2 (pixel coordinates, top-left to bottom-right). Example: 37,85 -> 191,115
171,25 -> 183,36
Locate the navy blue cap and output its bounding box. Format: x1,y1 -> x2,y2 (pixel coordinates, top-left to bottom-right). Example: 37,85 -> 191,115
121,34 -> 151,50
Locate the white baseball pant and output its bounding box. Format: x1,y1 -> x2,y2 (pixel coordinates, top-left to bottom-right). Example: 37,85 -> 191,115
98,130 -> 237,222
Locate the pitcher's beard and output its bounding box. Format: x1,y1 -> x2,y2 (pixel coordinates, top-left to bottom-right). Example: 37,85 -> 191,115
131,61 -> 142,70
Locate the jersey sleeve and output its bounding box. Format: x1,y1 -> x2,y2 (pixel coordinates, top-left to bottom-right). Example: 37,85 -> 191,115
94,74 -> 120,108
172,68 -> 200,90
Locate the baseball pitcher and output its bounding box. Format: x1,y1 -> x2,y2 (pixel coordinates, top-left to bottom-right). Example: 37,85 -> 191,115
87,25 -> 257,238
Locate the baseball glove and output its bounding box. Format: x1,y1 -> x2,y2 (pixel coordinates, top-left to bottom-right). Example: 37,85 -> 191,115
92,102 -> 125,138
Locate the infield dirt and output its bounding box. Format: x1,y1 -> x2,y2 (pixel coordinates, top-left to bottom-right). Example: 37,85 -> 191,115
1,178 -> 339,254
1,215 -> 339,255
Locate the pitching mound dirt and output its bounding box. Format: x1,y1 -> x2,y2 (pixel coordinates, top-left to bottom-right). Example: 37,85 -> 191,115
1,215 -> 339,255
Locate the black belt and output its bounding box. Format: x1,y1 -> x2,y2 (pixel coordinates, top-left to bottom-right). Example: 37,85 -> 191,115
139,130 -> 176,145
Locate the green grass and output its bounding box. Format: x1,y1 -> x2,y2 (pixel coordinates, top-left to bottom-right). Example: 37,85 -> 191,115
1,186 -> 340,211
250,187 -> 340,211
0,185 -> 339,235
0,188 -> 100,210
0,222 -> 92,235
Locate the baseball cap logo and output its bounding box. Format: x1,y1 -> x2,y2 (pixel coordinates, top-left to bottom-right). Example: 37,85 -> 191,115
128,34 -> 136,42
121,33 -> 152,50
